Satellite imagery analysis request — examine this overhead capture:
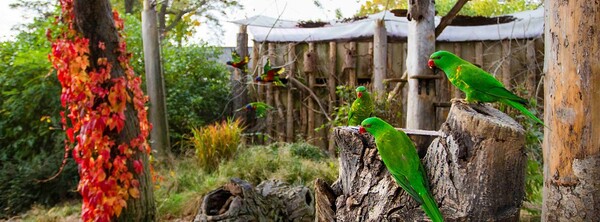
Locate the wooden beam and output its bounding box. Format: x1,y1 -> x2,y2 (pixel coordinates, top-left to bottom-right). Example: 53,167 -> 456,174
501,40 -> 511,89
373,19 -> 388,99
306,43 -> 316,140
266,43 -> 275,143
406,0 -> 436,150
233,25 -> 249,124
344,42 -> 357,87
328,41 -> 337,155
286,43 -> 295,142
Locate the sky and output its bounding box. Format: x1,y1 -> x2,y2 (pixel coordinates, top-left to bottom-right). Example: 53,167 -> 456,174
0,0 -> 365,46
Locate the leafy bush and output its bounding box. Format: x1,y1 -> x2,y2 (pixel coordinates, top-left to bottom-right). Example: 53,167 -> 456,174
190,118 -> 243,171
0,16 -> 80,218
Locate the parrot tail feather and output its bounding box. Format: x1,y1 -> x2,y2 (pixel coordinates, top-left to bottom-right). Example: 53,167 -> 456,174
421,192 -> 443,222
501,98 -> 547,128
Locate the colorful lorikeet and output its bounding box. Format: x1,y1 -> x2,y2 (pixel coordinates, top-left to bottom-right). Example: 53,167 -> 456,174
348,86 -> 374,126
359,117 -> 443,222
236,102 -> 272,118
428,50 -> 544,126
226,50 -> 249,73
256,59 -> 287,86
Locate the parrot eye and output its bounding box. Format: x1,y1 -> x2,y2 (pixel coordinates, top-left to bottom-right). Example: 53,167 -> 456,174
433,56 -> 441,60
364,124 -> 372,128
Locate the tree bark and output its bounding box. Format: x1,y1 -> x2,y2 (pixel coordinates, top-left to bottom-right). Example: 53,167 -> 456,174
406,0 -> 437,151
232,25 -> 249,124
142,0 -> 171,157
542,0 -> 600,220
194,178 -> 314,222
73,0 -> 156,220
323,101 -> 526,221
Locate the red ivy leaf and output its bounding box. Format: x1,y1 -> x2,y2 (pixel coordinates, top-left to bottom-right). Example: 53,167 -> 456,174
133,160 -> 143,174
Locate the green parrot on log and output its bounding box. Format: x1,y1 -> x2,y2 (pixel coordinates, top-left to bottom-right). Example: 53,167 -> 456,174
347,86 -> 374,126
428,50 -> 544,126
236,102 -> 272,118
359,117 -> 443,222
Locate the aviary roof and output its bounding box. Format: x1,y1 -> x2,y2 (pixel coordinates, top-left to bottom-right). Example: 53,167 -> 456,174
230,8 -> 544,42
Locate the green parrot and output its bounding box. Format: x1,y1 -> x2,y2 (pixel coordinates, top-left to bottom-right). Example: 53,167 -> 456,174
359,117 -> 443,222
236,102 -> 272,118
348,86 -> 374,126
428,50 -> 544,126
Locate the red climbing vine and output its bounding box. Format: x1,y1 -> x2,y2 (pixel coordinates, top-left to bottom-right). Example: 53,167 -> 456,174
48,0 -> 152,221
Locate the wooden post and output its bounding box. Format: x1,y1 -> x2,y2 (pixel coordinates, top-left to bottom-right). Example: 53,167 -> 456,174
304,43 -> 316,140
543,0 -> 600,220
232,25 -> 249,124
525,40 -> 537,98
328,41 -> 337,156
373,19 -> 387,99
252,41 -> 261,100
501,40 -> 511,89
142,0 -> 171,155
286,43 -> 296,142
320,101 -> 526,221
343,42 -> 357,87
406,0 -> 436,150
266,43 -> 275,143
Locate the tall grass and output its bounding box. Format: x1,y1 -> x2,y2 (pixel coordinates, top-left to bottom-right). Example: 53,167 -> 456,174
190,118 -> 244,172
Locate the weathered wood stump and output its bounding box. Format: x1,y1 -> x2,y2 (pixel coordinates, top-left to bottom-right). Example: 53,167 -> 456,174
194,178 -> 314,222
318,101 -> 526,221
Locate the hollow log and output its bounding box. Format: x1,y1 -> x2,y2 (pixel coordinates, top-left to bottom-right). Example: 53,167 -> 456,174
194,178 -> 314,222
320,101 -> 526,221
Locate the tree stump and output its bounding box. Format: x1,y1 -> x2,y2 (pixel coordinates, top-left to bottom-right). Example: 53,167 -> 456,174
194,178 -> 314,222
319,101 -> 526,221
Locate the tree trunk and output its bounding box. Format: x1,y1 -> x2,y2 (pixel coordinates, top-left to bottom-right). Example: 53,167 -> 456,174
194,178 -> 314,222
406,0 -> 437,151
321,101 -> 526,221
73,0 -> 156,220
142,0 -> 171,157
232,25 -> 249,123
542,0 -> 600,220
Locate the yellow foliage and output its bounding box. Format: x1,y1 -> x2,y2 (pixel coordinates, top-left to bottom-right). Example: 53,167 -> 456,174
190,118 -> 244,172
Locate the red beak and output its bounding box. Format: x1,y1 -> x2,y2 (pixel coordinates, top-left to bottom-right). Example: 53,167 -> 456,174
359,126 -> 366,134
428,59 -> 435,69
357,92 -> 362,98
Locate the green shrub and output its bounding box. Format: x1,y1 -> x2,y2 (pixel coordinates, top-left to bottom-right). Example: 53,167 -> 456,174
190,118 -> 244,171
289,142 -> 328,161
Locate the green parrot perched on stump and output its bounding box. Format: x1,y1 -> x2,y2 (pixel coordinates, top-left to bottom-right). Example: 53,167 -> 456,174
428,50 -> 544,126
348,86 -> 374,126
359,117 -> 443,222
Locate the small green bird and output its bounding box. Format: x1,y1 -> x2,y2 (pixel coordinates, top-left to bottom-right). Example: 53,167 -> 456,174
348,86 -> 374,126
236,102 -> 272,118
428,50 -> 544,126
359,117 -> 443,222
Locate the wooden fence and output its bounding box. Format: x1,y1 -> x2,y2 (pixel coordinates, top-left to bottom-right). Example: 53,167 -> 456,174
239,37 -> 544,153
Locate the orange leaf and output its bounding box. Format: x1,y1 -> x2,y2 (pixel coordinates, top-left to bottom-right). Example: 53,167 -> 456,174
129,187 -> 140,199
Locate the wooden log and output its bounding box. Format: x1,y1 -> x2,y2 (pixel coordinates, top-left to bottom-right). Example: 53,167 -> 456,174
373,19 -> 387,99
326,101 -> 526,221
194,178 -> 314,222
314,178 -> 336,222
286,43 -> 296,142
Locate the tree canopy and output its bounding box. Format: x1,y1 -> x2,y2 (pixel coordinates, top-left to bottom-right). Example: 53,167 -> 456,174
357,0 -> 542,17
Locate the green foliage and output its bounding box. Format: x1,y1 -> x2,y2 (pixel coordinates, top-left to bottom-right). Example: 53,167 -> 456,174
357,0 -> 542,17
190,118 -> 243,172
154,143 -> 338,219
0,13 -> 79,218
162,43 -> 231,151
